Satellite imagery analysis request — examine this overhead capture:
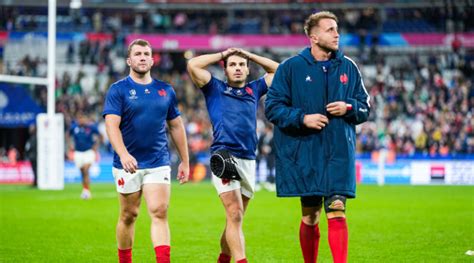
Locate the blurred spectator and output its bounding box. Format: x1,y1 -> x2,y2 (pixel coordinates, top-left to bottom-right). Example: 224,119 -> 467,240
25,125 -> 38,187
256,123 -> 275,191
7,145 -> 19,165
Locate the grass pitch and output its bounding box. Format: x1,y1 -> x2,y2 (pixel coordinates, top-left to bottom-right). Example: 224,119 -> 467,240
1,183 -> 473,262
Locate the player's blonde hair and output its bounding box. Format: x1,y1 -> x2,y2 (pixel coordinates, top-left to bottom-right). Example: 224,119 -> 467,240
304,11 -> 338,36
127,39 -> 151,57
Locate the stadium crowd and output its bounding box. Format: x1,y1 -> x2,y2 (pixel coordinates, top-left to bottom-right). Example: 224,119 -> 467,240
1,4 -> 473,34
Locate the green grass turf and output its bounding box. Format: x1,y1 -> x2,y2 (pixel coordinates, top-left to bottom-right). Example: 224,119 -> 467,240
1,183 -> 473,262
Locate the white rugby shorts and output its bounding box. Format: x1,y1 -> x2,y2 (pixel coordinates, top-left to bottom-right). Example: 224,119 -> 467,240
74,150 -> 96,168
211,157 -> 256,198
112,166 -> 171,194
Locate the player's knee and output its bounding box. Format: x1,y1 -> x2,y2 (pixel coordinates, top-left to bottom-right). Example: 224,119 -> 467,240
120,209 -> 139,225
226,207 -> 244,223
150,203 -> 168,220
301,196 -> 323,225
324,195 -> 347,214
302,215 -> 319,225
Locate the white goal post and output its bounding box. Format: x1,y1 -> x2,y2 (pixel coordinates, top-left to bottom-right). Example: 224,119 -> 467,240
0,0 -> 64,190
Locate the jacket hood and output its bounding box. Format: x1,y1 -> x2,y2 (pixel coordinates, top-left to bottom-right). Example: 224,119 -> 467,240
298,47 -> 343,65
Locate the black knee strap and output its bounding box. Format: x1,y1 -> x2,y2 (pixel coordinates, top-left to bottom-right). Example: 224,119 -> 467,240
324,195 -> 347,213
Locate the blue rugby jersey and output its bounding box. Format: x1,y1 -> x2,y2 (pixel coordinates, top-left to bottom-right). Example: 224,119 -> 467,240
70,122 -> 99,152
102,76 -> 180,169
201,76 -> 267,160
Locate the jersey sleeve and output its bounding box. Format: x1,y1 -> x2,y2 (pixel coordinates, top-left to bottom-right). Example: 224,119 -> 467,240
69,124 -> 75,136
200,76 -> 220,97
92,124 -> 100,135
166,87 -> 181,120
102,84 -> 123,118
254,76 -> 268,99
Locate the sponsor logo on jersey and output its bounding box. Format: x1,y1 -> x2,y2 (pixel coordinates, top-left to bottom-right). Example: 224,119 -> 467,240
224,86 -> 233,94
129,89 -> 138,99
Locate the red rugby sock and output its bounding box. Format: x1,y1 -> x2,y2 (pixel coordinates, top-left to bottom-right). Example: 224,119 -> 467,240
118,248 -> 132,263
154,245 -> 170,263
328,217 -> 348,263
217,252 -> 231,263
299,221 -> 320,263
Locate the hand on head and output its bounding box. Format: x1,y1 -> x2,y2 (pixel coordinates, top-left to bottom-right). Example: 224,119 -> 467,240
223,48 -> 251,60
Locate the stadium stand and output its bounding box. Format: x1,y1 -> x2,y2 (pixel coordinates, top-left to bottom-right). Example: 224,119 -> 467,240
0,1 -> 473,171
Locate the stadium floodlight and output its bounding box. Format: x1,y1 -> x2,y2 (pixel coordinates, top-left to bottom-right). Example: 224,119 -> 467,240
0,0 -> 64,190
69,0 -> 82,9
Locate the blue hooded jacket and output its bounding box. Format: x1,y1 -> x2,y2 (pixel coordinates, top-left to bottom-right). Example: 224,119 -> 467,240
265,47 -> 370,198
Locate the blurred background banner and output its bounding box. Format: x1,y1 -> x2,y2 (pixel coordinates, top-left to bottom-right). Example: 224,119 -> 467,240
0,84 -> 44,128
3,32 -> 474,50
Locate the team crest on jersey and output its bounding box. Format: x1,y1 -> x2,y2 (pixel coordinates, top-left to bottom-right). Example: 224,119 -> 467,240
245,87 -> 253,95
129,89 -> 138,99
158,89 -> 167,97
235,89 -> 243,96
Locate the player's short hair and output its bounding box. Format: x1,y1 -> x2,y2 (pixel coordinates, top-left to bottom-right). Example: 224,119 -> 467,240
223,53 -> 249,68
127,39 -> 151,57
304,11 -> 338,36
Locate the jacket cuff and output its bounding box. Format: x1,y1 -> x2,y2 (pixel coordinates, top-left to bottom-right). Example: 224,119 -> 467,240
298,111 -> 306,129
344,98 -> 357,119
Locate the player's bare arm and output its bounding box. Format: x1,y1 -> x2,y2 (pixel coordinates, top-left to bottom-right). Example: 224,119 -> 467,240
303,114 -> 329,130
238,48 -> 279,87
326,101 -> 348,116
167,116 -> 190,184
187,48 -> 239,88
104,114 -> 138,174
65,132 -> 74,151
93,132 -> 104,151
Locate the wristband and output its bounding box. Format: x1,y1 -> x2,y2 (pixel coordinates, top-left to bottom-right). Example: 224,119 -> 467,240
220,52 -> 224,60
346,103 -> 353,111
